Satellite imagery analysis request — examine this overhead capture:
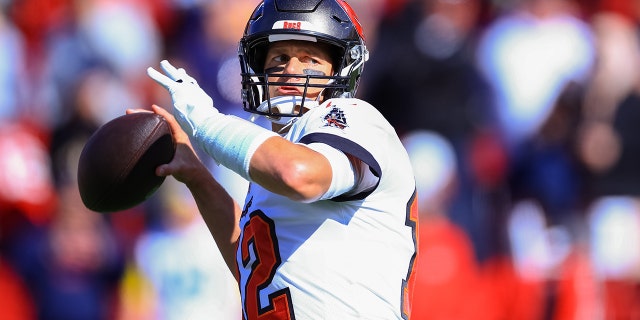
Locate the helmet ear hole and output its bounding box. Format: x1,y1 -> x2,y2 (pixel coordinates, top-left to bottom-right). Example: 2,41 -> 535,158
247,39 -> 268,73
243,76 -> 264,113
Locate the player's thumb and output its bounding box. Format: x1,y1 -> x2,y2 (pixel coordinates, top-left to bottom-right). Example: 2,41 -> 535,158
155,164 -> 171,177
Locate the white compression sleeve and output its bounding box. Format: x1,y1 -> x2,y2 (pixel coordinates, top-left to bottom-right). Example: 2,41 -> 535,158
174,100 -> 277,181
194,115 -> 278,181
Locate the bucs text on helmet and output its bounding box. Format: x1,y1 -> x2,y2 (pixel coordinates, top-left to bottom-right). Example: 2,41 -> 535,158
239,0 -> 369,121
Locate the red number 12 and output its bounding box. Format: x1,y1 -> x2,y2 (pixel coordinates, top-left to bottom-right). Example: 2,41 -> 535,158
240,211 -> 295,320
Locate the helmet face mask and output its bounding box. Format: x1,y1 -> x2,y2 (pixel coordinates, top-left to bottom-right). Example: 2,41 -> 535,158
239,0 -> 368,120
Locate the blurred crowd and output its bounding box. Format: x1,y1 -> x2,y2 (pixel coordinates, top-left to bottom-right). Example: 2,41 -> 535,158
0,0 -> 639,319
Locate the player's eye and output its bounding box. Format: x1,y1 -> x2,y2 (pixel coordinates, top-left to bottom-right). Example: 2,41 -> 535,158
300,56 -> 321,66
272,54 -> 289,64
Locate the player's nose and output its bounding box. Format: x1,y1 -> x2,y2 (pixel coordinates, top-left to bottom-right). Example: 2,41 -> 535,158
283,57 -> 304,76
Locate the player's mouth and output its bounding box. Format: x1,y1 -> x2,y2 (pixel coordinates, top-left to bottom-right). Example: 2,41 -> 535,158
276,86 -> 303,95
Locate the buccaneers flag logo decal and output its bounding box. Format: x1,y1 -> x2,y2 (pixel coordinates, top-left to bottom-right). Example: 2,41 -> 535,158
323,107 -> 348,129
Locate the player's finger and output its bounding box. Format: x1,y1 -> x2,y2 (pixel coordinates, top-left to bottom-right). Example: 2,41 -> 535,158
155,163 -> 171,177
125,108 -> 153,115
176,68 -> 194,84
160,60 -> 187,81
151,104 -> 187,141
150,104 -> 172,119
147,66 -> 175,89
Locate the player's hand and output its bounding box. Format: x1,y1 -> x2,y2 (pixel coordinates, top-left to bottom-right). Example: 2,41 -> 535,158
147,60 -> 220,138
127,106 -> 207,185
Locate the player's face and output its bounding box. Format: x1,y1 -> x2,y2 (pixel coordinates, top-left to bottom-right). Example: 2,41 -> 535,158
263,41 -> 334,102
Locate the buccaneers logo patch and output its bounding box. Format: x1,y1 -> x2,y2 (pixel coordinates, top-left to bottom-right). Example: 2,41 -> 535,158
323,107 -> 348,129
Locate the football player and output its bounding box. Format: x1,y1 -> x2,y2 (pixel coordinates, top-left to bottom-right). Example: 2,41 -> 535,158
142,0 -> 419,318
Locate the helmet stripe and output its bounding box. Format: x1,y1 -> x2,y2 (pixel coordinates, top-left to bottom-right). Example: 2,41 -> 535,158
336,0 -> 365,41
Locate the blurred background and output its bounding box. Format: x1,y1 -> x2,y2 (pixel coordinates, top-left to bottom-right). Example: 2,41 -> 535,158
0,0 -> 639,319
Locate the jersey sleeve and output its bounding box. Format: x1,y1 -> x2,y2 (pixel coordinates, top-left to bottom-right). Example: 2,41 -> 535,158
288,98 -> 393,201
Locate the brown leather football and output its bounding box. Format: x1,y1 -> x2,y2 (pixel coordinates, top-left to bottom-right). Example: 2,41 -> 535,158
77,113 -> 176,212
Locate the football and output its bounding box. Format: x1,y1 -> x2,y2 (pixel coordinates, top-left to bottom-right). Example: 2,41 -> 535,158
77,112 -> 176,212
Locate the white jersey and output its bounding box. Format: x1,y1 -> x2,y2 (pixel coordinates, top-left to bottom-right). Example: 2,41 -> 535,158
236,98 -> 418,320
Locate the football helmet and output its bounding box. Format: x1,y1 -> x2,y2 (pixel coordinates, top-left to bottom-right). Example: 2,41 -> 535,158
239,0 -> 369,122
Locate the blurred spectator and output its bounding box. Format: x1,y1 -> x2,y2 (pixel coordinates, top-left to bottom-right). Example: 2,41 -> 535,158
476,0 -> 594,147
44,59 -> 153,270
476,0 -> 595,230
7,184 -> 125,320
0,7 -> 27,121
405,130 -> 558,320
403,130 -> 484,320
79,0 -> 161,82
361,0 -> 501,263
577,12 -> 640,316
43,0 -> 158,130
587,196 -> 640,319
506,200 -> 571,284
403,130 -> 458,214
124,178 -> 242,320
0,121 -> 57,227
579,8 -> 640,199
472,1 -> 600,318
0,257 -> 35,320
362,0 -> 493,141
49,65 -> 135,188
588,196 -> 640,282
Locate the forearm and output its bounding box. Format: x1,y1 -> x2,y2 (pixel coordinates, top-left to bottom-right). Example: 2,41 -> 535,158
184,167 -> 242,279
190,113 -> 333,202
